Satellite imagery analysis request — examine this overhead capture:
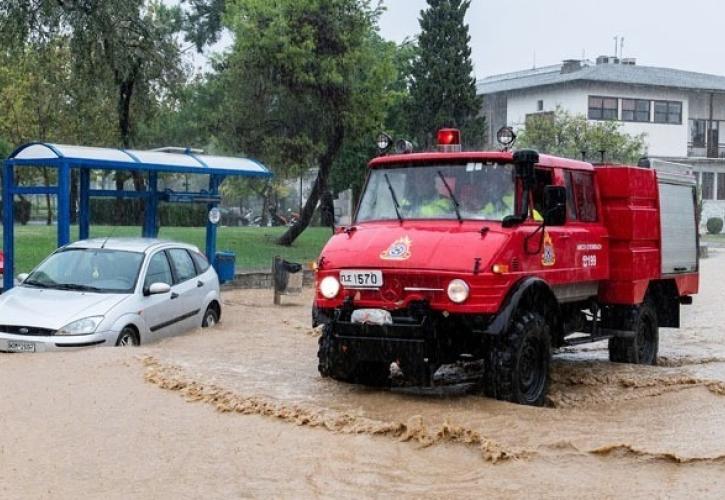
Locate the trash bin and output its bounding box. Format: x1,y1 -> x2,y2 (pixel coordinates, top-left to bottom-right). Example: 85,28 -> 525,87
214,251 -> 236,284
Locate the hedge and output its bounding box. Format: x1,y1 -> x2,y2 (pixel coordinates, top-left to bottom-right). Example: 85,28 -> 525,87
90,199 -> 207,227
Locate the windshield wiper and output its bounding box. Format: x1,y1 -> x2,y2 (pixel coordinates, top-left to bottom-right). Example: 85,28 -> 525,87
23,279 -> 50,288
437,170 -> 462,223
383,173 -> 404,223
54,283 -> 103,293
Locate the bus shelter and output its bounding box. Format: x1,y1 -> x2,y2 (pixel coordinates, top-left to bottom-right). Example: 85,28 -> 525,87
2,143 -> 272,290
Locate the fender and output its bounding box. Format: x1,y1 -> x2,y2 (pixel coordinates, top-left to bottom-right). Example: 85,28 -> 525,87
109,313 -> 147,339
484,276 -> 561,336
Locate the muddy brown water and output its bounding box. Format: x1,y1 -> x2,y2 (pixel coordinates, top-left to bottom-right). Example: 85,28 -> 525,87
138,252 -> 725,491
4,253 -> 725,497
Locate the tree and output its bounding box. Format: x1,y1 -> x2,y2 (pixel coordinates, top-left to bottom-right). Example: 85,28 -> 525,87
407,0 -> 484,149
0,0 -> 185,193
220,0 -> 395,245
517,108 -> 647,164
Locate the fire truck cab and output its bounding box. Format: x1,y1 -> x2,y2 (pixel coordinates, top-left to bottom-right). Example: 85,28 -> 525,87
313,129 -> 698,406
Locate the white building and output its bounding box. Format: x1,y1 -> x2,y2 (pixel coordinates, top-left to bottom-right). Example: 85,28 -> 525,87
478,56 -> 725,222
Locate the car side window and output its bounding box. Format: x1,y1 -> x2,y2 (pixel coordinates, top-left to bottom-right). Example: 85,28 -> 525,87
571,171 -> 598,222
168,249 -> 197,283
191,251 -> 211,274
145,252 -> 173,289
563,171 -> 578,221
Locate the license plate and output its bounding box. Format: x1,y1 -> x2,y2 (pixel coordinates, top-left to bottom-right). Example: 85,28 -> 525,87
7,341 -> 35,353
340,270 -> 383,288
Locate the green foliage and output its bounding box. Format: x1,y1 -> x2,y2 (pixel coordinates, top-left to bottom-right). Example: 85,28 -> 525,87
407,0 -> 484,148
706,217 -> 723,235
89,199 -> 207,226
517,108 -> 647,164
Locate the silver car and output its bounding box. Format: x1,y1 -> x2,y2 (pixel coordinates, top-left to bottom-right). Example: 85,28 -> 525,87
0,238 -> 222,353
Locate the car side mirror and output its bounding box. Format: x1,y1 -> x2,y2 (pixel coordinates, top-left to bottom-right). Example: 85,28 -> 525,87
16,273 -> 29,283
543,185 -> 567,226
146,282 -> 171,296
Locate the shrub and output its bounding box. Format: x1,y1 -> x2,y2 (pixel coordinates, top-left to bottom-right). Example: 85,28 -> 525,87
706,217 -> 723,234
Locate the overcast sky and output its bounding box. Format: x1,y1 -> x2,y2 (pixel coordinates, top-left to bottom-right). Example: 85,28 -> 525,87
378,0 -> 725,78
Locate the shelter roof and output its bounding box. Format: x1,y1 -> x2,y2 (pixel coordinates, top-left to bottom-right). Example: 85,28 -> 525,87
6,143 -> 272,178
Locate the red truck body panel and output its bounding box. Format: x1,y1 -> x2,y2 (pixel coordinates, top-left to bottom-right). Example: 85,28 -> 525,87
315,151 -> 698,315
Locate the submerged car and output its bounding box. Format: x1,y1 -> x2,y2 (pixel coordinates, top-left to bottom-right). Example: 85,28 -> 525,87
0,238 -> 221,353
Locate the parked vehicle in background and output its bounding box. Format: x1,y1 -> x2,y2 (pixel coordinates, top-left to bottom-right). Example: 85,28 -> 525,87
0,238 -> 221,353
313,128 -> 699,406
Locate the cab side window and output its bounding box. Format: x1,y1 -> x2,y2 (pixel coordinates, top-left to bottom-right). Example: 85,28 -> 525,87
532,168 -> 554,218
571,172 -> 598,222
145,252 -> 173,289
563,172 -> 578,221
168,249 -> 197,283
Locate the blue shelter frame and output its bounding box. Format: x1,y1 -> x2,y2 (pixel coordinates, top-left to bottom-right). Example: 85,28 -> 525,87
2,143 -> 272,290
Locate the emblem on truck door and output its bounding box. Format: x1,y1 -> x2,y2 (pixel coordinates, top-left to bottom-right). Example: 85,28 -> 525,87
380,236 -> 412,261
541,231 -> 556,267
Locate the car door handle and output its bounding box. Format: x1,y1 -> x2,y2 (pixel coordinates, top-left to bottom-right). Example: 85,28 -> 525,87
170,292 -> 179,300
197,280 -> 204,288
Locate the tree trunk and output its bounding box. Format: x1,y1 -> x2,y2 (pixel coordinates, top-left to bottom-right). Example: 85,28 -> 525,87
277,126 -> 345,246
117,76 -> 145,223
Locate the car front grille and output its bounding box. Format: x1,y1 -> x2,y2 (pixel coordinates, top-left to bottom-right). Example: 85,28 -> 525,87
0,325 -> 56,336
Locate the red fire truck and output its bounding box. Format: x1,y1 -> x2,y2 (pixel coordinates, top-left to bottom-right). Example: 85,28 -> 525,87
313,129 -> 698,406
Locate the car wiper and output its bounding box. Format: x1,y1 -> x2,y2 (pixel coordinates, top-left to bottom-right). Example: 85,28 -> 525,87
54,283 -> 103,292
23,279 -> 49,288
383,173 -> 404,223
436,170 -> 462,223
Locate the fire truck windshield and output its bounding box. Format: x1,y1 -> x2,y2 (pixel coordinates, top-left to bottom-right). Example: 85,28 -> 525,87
356,162 -> 516,222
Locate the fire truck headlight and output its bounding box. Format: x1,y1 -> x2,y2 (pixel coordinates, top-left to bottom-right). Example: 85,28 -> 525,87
447,279 -> 470,303
319,276 -> 341,299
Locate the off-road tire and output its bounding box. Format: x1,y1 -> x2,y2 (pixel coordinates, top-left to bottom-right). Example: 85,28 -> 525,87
608,303 -> 658,365
483,311 -> 551,406
317,325 -> 391,386
317,324 -> 356,382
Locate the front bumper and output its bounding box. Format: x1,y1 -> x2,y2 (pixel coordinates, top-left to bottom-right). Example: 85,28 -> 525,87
0,330 -> 117,353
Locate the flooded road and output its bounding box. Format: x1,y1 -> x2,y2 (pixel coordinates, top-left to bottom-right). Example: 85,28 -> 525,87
3,253 -> 725,497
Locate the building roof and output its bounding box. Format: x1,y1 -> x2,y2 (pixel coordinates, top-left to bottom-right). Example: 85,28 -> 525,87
477,62 -> 725,95
6,143 -> 272,178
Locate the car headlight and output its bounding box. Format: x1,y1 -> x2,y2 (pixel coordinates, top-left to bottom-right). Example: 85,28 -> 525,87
447,279 -> 470,304
56,316 -> 104,336
319,276 -> 340,299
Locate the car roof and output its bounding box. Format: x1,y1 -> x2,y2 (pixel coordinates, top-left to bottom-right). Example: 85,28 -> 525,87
63,238 -> 199,254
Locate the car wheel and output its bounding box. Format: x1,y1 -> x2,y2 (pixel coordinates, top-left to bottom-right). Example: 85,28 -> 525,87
202,306 -> 219,328
116,327 -> 139,347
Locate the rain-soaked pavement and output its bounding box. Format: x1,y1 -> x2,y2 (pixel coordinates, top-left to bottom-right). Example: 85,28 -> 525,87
131,250 -> 725,495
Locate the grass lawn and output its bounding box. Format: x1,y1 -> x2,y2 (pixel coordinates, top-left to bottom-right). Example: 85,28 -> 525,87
1,224 -> 332,273
701,233 -> 725,243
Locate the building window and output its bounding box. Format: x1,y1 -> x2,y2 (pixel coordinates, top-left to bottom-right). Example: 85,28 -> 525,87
718,173 -> 725,200
537,100 -> 544,111
702,172 -> 714,200
653,100 -> 682,124
690,119 -> 707,147
588,96 -> 618,120
621,99 -> 650,122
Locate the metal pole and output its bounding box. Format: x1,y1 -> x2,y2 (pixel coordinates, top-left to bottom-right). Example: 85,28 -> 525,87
143,170 -> 158,238
206,174 -> 220,262
57,161 -> 71,247
79,168 -> 90,240
3,161 -> 15,291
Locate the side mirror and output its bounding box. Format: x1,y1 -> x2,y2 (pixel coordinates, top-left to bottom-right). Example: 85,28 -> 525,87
16,273 -> 29,283
543,186 -> 567,226
146,282 -> 171,296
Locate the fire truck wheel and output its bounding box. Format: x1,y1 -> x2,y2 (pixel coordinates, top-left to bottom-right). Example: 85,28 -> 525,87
484,311 -> 551,406
317,324 -> 356,382
608,303 -> 658,365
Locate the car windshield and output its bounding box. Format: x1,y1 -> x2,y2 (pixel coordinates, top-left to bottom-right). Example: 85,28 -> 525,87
356,162 -> 516,222
24,248 -> 144,294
